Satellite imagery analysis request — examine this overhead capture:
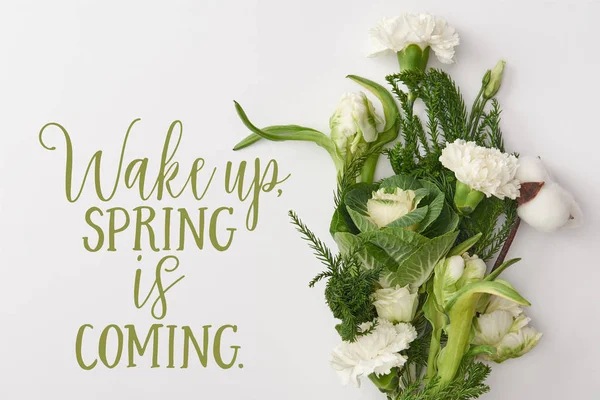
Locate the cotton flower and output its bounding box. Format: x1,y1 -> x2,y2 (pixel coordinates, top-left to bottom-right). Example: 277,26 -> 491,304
439,140 -> 521,201
368,13 -> 459,64
515,155 -> 582,232
330,319 -> 417,387
367,188 -> 417,228
330,92 -> 383,162
372,285 -> 419,323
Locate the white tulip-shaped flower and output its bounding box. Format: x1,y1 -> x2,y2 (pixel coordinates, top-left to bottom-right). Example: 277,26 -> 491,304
367,188 -> 417,228
515,155 -> 582,232
368,13 -> 459,64
330,92 -> 383,161
372,285 -> 419,323
434,253 -> 486,308
330,319 -> 417,387
474,297 -> 542,363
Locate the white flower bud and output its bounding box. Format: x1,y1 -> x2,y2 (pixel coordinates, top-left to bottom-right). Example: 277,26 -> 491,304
372,285 -> 419,323
483,60 -> 505,99
457,254 -> 486,287
433,255 -> 465,308
367,188 -> 417,228
445,256 -> 466,282
330,92 -> 383,161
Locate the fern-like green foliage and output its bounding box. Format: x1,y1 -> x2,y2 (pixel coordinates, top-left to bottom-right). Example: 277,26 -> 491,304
395,358 -> 491,400
385,69 -> 518,261
289,210 -> 380,342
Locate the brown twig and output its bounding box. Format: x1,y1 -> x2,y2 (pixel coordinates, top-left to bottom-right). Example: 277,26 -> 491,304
491,217 -> 521,271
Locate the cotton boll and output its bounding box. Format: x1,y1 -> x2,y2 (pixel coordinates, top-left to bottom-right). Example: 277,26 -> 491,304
515,156 -> 551,183
517,182 -> 579,232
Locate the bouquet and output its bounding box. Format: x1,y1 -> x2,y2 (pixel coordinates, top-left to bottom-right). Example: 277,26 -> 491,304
233,13 -> 581,399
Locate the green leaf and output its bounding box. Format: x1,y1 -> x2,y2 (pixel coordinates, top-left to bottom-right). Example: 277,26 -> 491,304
447,232 -> 483,257
445,280 -> 531,312
416,181 -> 445,233
233,101 -> 341,164
365,229 -> 427,270
485,258 -> 521,281
344,183 -> 378,215
387,205 -> 428,229
422,202 -> 459,238
380,174 -> 422,191
233,125 -> 328,151
388,231 -> 459,288
334,232 -> 380,270
346,207 -> 378,233
329,206 -> 356,236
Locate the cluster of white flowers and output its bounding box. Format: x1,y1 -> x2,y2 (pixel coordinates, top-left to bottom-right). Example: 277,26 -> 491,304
474,288 -> 543,363
368,13 -> 460,64
330,92 -> 383,160
439,139 -> 521,199
330,319 -> 417,387
515,155 -> 582,232
366,188 -> 417,228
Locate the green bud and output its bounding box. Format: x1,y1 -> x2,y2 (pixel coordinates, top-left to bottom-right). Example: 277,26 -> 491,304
369,368 -> 399,392
454,180 -> 485,215
397,44 -> 430,71
483,60 -> 506,99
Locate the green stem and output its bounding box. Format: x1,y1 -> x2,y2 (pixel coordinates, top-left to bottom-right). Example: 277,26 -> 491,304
360,153 -> 379,183
425,328 -> 442,380
436,294 -> 479,386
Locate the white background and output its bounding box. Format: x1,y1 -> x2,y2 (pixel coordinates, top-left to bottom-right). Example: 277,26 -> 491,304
0,0 -> 598,399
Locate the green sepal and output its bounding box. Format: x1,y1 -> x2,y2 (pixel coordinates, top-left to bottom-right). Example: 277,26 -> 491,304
397,44 -> 431,72
369,368 -> 399,393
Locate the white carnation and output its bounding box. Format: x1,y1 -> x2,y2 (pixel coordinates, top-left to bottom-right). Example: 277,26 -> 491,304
368,13 -> 459,64
439,140 -> 521,199
330,319 -> 417,387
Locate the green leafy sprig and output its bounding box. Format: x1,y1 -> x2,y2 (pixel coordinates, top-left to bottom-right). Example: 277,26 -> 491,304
385,69 -> 518,261
289,210 -> 381,342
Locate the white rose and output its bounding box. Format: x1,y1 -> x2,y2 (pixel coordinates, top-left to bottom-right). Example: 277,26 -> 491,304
330,92 -> 383,161
367,188 -> 417,228
372,285 -> 419,323
368,13 -> 459,64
